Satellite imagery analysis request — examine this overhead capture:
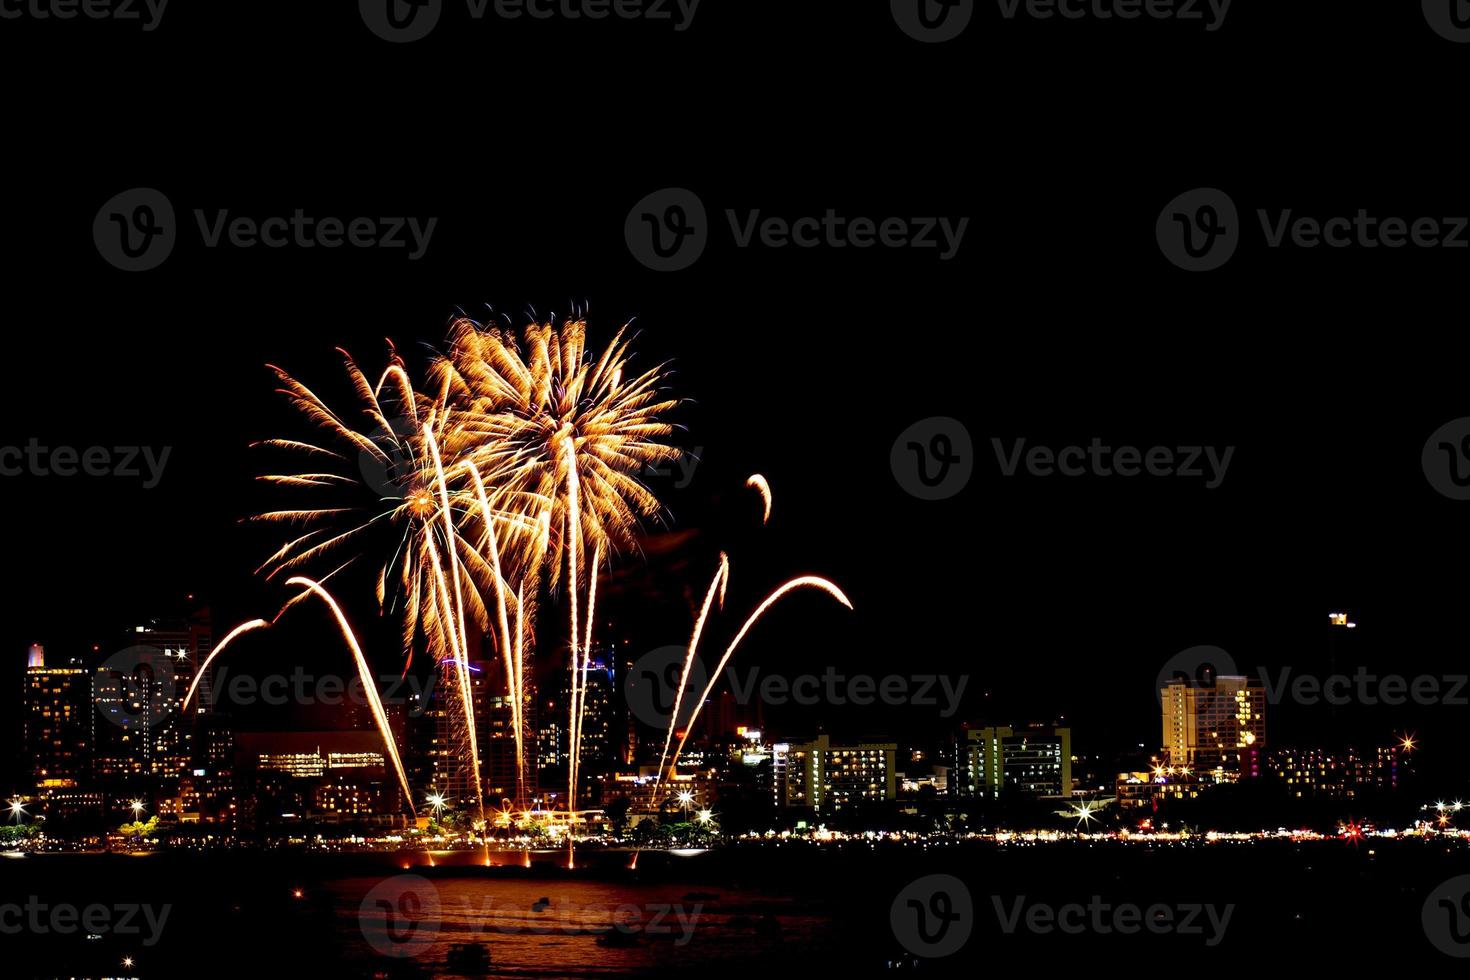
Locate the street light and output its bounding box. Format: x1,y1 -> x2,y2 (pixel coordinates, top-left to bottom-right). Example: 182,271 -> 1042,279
130,800 -> 145,819
7,799 -> 25,823
426,792 -> 447,820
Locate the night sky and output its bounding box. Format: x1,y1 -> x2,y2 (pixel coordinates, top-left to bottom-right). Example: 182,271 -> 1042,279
5,3 -> 1470,791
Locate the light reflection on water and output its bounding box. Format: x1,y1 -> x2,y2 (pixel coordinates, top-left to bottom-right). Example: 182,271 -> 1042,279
332,866 -> 825,977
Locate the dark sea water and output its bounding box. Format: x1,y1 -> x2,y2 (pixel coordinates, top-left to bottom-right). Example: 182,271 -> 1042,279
3,840 -> 1468,977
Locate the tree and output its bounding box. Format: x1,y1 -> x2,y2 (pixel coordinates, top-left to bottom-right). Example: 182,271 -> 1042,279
118,816 -> 159,842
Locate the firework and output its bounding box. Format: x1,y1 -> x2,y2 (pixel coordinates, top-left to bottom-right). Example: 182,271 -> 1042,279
433,316 -> 682,854
243,314 -> 847,870
746,474 -> 772,523
252,346 -> 507,823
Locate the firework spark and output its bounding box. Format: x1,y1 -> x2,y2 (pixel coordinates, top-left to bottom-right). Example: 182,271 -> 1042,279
746,474 -> 772,523
282,576 -> 416,815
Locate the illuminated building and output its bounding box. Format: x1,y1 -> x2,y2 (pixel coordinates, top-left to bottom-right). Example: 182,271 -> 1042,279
22,646 -> 90,792
234,731 -> 401,826
772,735 -> 896,812
483,692 -> 536,802
92,610 -> 215,784
130,610 -> 215,777
1160,673 -> 1266,772
953,724 -> 1073,799
1266,745 -> 1400,798
536,648 -> 617,798
425,656 -> 492,806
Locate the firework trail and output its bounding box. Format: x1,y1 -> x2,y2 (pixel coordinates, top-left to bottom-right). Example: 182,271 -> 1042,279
653,576 -> 853,804
283,576 -> 417,816
182,618 -> 271,711
746,474 -> 772,523
435,316 -> 682,851
653,552 -> 730,785
254,347 -> 506,818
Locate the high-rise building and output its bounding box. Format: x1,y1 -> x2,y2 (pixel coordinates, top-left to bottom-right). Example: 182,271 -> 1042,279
22,645 -> 90,792
953,724 -> 1073,798
427,656 -> 493,806
1160,674 -> 1266,772
482,692 -> 537,804
772,735 -> 896,812
93,610 -> 216,784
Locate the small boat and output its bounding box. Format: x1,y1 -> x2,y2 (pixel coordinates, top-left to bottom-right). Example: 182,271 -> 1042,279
531,897 -> 551,912
596,928 -> 640,947
445,943 -> 491,974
